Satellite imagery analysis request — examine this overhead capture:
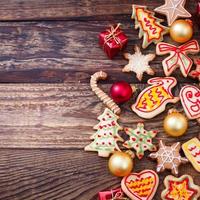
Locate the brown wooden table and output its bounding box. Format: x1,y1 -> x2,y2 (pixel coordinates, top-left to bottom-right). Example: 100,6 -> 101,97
0,0 -> 199,199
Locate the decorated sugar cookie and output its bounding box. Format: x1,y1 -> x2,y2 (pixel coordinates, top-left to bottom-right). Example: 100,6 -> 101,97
123,123 -> 157,159
90,71 -> 121,115
131,5 -> 169,49
149,140 -> 188,175
123,46 -> 155,81
189,57 -> 200,81
182,138 -> 200,173
156,40 -> 200,77
84,108 -> 124,157
121,169 -> 159,200
132,77 -> 179,119
161,175 -> 200,200
154,0 -> 191,26
180,85 -> 200,123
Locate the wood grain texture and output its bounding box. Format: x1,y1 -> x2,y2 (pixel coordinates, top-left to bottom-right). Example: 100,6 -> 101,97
0,21 -> 198,83
0,0 -> 132,21
0,0 -> 194,21
0,149 -> 199,200
0,83 -> 198,149
0,83 -> 198,200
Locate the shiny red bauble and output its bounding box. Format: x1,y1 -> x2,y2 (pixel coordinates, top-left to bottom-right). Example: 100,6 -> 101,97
110,81 -> 132,104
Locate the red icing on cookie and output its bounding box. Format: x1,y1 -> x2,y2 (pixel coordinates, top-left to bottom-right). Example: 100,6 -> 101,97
132,77 -> 179,119
132,5 -> 168,49
156,40 -> 200,77
161,175 -> 200,200
180,85 -> 200,121
121,170 -> 159,200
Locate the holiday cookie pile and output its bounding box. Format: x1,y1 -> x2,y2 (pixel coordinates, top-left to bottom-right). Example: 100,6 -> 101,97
85,1 -> 200,200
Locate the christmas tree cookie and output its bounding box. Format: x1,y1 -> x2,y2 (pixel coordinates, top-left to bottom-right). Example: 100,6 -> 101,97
84,108 -> 124,157
123,123 -> 157,159
131,4 -> 169,49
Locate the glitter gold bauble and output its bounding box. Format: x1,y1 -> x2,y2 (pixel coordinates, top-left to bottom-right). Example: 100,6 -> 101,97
108,151 -> 133,177
164,110 -> 188,137
169,20 -> 193,43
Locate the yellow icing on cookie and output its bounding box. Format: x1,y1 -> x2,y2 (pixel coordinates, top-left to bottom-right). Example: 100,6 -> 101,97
136,86 -> 171,111
182,138 -> 200,172
127,177 -> 154,197
136,8 -> 164,42
167,180 -> 195,200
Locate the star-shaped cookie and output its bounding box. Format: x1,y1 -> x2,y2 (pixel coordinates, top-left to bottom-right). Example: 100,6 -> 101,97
123,46 -> 155,81
154,0 -> 191,26
149,140 -> 188,175
161,175 -> 200,200
189,57 -> 200,81
123,123 -> 157,159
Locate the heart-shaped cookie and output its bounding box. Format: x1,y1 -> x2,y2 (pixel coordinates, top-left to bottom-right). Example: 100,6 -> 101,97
180,85 -> 200,121
121,170 -> 159,200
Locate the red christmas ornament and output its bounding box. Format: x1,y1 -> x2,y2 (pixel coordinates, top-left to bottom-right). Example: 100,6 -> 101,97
110,81 -> 134,104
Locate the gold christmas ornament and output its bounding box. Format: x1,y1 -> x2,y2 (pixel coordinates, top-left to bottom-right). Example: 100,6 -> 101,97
169,20 -> 193,43
108,151 -> 133,177
163,109 -> 188,137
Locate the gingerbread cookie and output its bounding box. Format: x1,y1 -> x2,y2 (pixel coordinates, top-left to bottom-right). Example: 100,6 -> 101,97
123,46 -> 155,81
189,57 -> 200,81
132,77 -> 179,119
132,5 -> 169,49
156,40 -> 200,77
154,0 -> 191,26
90,71 -> 121,115
161,175 -> 200,200
180,85 -> 200,123
149,140 -> 188,175
84,108 -> 124,157
182,138 -> 200,173
121,169 -> 159,200
123,123 -> 157,159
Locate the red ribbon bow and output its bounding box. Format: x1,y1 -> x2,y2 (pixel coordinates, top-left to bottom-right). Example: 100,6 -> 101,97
157,40 -> 200,76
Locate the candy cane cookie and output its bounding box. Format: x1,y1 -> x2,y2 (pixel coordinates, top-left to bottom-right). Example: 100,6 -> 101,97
90,71 -> 121,115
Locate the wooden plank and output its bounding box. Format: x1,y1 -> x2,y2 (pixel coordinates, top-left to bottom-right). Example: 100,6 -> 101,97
0,83 -> 198,148
0,21 -> 198,83
0,0 -> 195,21
0,149 -> 199,200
